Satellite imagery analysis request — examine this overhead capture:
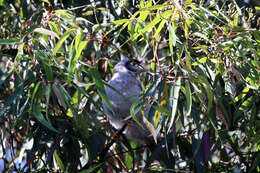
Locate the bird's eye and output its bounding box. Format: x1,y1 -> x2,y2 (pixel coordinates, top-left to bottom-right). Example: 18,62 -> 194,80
129,60 -> 140,66
125,59 -> 141,72
129,61 -> 136,66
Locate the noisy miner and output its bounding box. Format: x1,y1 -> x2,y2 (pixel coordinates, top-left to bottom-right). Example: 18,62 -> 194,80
102,56 -> 154,145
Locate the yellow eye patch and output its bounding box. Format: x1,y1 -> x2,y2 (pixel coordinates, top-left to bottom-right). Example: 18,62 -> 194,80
129,60 -> 140,66
129,61 -> 136,66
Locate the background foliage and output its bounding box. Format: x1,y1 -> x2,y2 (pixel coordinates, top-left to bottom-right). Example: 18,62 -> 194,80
0,0 -> 259,172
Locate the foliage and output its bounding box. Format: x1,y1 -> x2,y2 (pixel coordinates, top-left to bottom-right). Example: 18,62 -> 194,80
0,0 -> 259,172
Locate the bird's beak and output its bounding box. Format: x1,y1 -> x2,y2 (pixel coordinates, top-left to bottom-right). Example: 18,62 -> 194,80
138,62 -> 149,73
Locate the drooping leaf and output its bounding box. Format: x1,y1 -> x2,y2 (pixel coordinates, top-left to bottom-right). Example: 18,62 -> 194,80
185,81 -> 192,116
54,151 -> 65,171
89,67 -> 113,113
143,115 -> 157,144
168,77 -> 181,133
130,100 -> 144,128
169,23 -> 176,56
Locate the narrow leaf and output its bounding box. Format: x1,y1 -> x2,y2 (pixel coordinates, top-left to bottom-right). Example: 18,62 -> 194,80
154,10 -> 172,40
143,115 -> 157,144
0,84 -> 23,117
140,4 -> 171,11
33,108 -> 58,132
152,105 -> 171,116
130,100 -> 144,128
89,67 -> 113,113
139,15 -> 161,35
53,84 -> 67,109
34,28 -> 60,39
185,81 -> 192,116
112,19 -> 129,25
169,23 -> 176,56
168,77 -> 181,133
0,38 -> 20,45
52,28 -> 76,56
54,151 -> 65,171
192,137 -> 205,173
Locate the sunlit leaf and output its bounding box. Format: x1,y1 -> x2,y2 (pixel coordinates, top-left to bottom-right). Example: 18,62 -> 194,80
34,28 -> 60,39
54,151 -> 65,171
152,105 -> 171,116
154,10 -> 172,40
168,77 -> 181,133
169,23 -> 175,55
143,115 -> 157,144
140,4 -> 170,11
52,28 -> 76,56
112,19 -> 129,25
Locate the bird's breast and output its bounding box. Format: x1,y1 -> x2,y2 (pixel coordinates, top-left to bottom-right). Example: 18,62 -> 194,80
104,73 -> 142,120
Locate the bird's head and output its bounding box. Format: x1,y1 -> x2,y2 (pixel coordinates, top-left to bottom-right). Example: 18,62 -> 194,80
114,56 -> 147,75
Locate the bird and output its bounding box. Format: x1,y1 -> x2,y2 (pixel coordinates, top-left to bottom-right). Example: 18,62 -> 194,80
102,56 -> 181,170
102,56 -> 153,145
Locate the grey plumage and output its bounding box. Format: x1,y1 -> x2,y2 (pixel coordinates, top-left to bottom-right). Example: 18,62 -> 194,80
103,56 -> 153,145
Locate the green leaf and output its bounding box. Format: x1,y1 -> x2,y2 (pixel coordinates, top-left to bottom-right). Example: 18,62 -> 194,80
235,87 -> 249,102
45,84 -> 51,119
154,19 -> 166,40
168,77 -> 181,133
52,28 -> 76,56
193,32 -> 209,42
137,0 -> 152,23
154,10 -> 172,40
32,83 -> 58,133
0,64 -> 14,87
152,105 -> 171,116
185,48 -> 192,72
199,76 -> 213,116
140,4 -> 171,11
41,0 -> 51,5
69,40 -> 88,75
79,163 -> 103,173
128,21 -> 134,36
56,84 -> 78,117
54,151 -> 65,171
33,103 -> 58,133
143,114 -> 157,144
233,12 -> 239,27
169,23 -> 175,56
192,137 -> 205,173
255,6 -> 260,11
75,32 -> 83,49
89,67 -> 113,113
52,84 -> 67,110
249,152 -> 260,173
142,17 -> 161,33
49,21 -> 61,36
0,38 -> 20,45
184,18 -> 191,39
185,81 -> 192,116
130,100 -> 144,128
0,83 -> 23,117
112,19 -> 129,25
